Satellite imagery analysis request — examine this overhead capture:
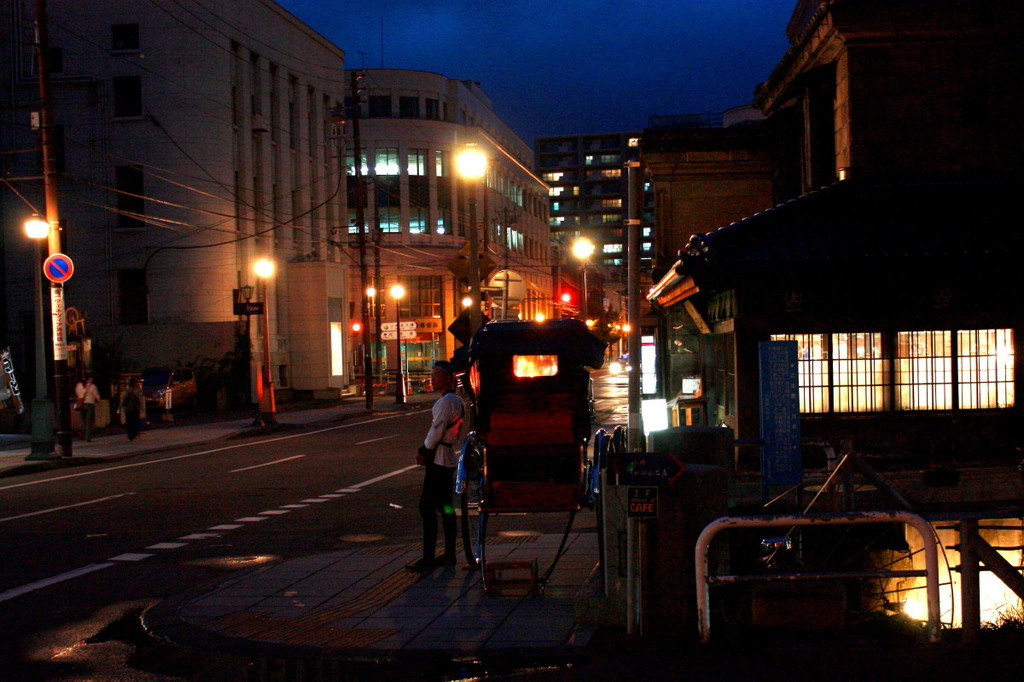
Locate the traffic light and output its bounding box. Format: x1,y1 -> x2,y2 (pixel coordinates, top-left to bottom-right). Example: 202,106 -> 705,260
350,320 -> 362,334
559,291 -> 573,304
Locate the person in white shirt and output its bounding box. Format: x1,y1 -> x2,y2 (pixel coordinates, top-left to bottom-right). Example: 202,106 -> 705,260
74,374 -> 101,441
408,360 -> 464,572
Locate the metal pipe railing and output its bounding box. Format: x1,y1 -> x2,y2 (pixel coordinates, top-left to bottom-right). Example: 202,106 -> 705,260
695,510 -> 940,643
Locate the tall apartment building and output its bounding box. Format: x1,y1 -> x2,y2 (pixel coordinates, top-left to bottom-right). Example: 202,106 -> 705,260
345,69 -> 554,373
1,0 -> 349,404
535,132 -> 654,316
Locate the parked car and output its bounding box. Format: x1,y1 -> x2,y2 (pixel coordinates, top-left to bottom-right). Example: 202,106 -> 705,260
141,367 -> 198,410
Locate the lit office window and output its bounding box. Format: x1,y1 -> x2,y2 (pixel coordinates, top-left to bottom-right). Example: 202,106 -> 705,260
896,331 -> 952,410
375,148 -> 399,176
330,322 -> 344,376
409,207 -> 428,234
770,333 -> 829,413
408,149 -> 426,175
958,329 -> 1014,409
832,332 -> 888,412
377,206 -> 400,233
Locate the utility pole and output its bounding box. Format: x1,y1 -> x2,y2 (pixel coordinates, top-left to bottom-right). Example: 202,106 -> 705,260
625,161 -> 643,453
500,207 -> 517,320
372,189 -> 383,385
35,0 -> 72,457
349,71 -> 372,410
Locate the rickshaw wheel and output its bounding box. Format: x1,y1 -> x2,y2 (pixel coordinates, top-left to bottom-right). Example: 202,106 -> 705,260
458,437 -> 486,568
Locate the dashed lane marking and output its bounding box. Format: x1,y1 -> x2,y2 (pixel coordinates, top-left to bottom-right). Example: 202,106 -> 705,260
0,492 -> 136,524
230,455 -> 305,473
0,563 -> 114,603
109,553 -> 153,562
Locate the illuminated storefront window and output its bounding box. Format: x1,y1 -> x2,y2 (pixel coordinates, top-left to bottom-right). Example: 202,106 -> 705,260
896,331 -> 952,410
770,333 -> 829,413
772,329 -> 1014,414
832,332 -> 888,412
957,328 -> 1015,409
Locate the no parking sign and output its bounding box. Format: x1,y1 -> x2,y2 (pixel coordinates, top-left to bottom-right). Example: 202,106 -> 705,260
43,253 -> 74,283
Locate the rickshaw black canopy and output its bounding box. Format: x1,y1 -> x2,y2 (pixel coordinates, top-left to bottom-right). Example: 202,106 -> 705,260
464,319 -> 606,368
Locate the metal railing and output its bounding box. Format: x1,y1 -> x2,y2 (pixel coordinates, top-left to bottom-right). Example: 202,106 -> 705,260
694,510 -> 941,643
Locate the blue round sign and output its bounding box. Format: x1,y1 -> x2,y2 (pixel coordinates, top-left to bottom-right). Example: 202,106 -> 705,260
43,253 -> 74,283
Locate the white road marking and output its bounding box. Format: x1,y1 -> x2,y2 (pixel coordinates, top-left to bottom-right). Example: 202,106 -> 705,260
0,461 -> 423,603
355,434 -> 400,445
108,553 -> 153,562
349,465 -> 419,489
0,563 -> 114,603
259,510 -> 290,516
179,533 -> 221,540
0,492 -> 136,524
336,488 -> 362,493
0,412 -> 414,492
282,504 -> 309,509
230,455 -> 305,473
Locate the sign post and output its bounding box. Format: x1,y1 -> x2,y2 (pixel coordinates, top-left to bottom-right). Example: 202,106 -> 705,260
43,253 -> 74,457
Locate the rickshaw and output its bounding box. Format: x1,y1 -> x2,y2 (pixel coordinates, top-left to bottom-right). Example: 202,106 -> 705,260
454,319 -> 606,592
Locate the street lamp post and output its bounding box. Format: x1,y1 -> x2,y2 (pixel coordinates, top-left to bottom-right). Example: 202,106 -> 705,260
390,283 -> 406,404
572,237 -> 595,320
365,286 -> 377,404
456,146 -> 488,336
24,215 -> 56,460
255,258 -> 276,425
238,284 -> 262,426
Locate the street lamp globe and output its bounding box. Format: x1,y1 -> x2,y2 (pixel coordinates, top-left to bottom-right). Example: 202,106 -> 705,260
572,237 -> 595,261
24,215 -> 50,239
456,148 -> 487,179
390,283 -> 405,300
255,257 -> 275,279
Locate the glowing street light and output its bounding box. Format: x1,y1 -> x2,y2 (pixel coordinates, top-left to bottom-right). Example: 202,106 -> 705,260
456,146 -> 488,336
572,237 -> 595,319
390,283 -> 407,404
255,258 -> 276,425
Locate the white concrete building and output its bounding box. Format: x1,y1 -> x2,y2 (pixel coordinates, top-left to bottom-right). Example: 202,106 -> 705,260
344,69 -> 554,378
1,0 -> 349,405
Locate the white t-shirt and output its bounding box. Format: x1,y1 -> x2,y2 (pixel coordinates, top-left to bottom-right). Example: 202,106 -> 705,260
424,391 -> 464,468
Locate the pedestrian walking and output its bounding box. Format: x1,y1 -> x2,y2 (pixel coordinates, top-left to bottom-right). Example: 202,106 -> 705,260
408,360 -> 464,572
118,377 -> 145,441
74,374 -> 101,441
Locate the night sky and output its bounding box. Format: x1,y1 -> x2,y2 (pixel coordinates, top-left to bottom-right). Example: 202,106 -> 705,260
278,0 -> 796,143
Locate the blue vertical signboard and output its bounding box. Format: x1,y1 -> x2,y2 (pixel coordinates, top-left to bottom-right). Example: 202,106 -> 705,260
759,341 -> 802,490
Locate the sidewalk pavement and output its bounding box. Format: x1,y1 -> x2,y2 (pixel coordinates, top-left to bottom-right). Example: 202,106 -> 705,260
143,532 -> 600,678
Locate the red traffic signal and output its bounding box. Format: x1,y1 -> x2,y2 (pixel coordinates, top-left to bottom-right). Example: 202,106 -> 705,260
559,291 -> 573,304
350,320 -> 362,334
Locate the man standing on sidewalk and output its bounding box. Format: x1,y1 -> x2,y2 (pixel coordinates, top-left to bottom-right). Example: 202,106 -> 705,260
408,360 -> 464,572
